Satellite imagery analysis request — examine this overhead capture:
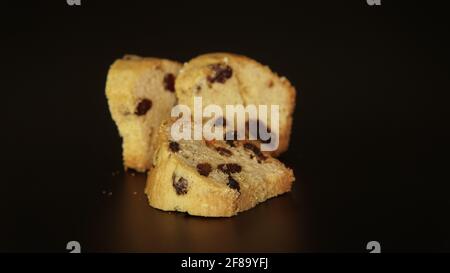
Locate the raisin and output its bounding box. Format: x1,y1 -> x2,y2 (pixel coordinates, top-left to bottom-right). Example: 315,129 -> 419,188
244,142 -> 267,161
195,86 -> 201,95
227,176 -> 240,191
163,73 -> 175,92
197,163 -> 212,177
243,142 -> 258,153
207,63 -> 233,84
135,99 -> 152,116
216,147 -> 232,157
224,131 -> 238,147
169,141 -> 180,152
218,163 -> 242,174
172,176 -> 188,195
226,140 -> 235,147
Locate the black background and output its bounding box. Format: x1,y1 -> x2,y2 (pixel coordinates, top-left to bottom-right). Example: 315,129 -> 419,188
1,0 -> 449,252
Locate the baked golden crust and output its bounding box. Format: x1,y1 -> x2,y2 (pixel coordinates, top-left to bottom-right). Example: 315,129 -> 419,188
176,53 -> 296,156
105,55 -> 182,171
145,120 -> 295,217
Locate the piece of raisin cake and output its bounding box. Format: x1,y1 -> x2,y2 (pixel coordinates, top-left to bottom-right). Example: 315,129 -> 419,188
175,53 -> 296,156
105,55 -> 182,172
145,120 -> 295,217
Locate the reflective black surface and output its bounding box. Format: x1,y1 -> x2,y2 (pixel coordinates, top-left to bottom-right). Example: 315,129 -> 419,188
1,1 -> 449,252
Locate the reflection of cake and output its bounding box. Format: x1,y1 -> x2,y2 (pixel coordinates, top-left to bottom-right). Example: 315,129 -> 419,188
145,120 -> 295,217
105,55 -> 182,171
175,53 -> 296,156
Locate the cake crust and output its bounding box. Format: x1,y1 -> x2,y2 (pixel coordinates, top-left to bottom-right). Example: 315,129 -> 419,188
145,120 -> 295,217
175,53 -> 296,156
105,55 -> 182,171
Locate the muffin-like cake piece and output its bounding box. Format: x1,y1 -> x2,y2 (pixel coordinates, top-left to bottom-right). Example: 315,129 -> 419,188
145,120 -> 295,217
175,53 -> 296,156
106,55 -> 182,171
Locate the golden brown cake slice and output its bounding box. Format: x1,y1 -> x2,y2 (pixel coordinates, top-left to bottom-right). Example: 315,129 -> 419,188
145,120 -> 295,217
105,55 -> 182,171
175,53 -> 296,156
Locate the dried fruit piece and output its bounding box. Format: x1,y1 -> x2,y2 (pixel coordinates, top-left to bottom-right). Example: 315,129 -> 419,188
224,131 -> 237,147
227,176 -> 240,191
135,99 -> 152,116
207,63 -> 233,84
226,140 -> 235,147
163,73 -> 175,92
215,147 -> 232,157
173,176 -> 188,195
218,163 -> 242,174
169,141 -> 180,152
197,163 -> 212,177
244,142 -> 267,161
